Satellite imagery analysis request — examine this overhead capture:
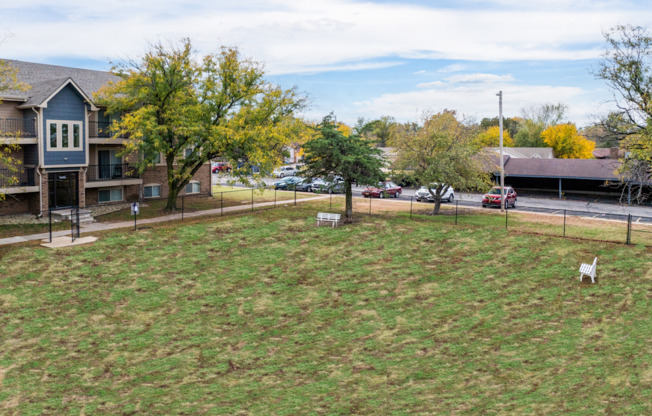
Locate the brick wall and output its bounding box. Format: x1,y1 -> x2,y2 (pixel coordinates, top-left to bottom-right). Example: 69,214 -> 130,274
0,194 -> 30,215
141,163 -> 211,198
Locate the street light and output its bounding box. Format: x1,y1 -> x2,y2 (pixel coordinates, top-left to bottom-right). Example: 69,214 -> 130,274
496,91 -> 505,212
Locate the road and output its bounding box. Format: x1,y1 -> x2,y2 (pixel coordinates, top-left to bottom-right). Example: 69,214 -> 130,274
214,174 -> 652,224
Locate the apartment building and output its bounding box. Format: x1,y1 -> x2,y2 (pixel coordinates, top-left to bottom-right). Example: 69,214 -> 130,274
0,60 -> 211,215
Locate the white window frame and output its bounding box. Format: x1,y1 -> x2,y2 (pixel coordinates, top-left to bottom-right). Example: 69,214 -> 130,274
98,187 -> 124,203
46,120 -> 83,151
144,184 -> 162,198
185,181 -> 200,194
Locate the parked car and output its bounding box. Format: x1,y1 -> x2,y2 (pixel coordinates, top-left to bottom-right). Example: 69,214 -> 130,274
312,178 -> 345,194
274,176 -> 304,190
273,166 -> 298,178
295,178 -> 318,192
212,162 -> 232,173
482,186 -> 517,208
362,181 -> 402,198
415,184 -> 455,202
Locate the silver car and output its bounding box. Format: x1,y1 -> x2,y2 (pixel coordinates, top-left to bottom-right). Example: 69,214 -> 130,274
415,184 -> 455,202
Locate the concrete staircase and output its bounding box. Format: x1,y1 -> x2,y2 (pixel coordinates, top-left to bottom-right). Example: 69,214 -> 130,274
50,208 -> 94,224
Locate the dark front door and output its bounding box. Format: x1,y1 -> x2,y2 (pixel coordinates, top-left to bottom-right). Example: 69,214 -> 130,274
48,171 -> 79,209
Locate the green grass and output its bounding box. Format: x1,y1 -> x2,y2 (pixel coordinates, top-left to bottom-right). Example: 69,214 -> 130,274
1,205 -> 652,414
93,187 -> 316,223
0,222 -> 69,239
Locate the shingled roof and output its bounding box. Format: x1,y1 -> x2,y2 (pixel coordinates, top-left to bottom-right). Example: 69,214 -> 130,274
0,59 -> 119,107
505,158 -> 621,180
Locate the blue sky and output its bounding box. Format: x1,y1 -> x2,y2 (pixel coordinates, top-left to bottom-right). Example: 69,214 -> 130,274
2,0 -> 652,127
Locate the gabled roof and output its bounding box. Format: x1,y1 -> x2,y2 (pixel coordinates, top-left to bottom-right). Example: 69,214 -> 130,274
487,147 -> 554,159
1,59 -> 119,108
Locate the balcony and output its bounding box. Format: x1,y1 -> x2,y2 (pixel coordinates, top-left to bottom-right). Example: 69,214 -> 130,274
86,164 -> 140,182
89,121 -> 112,138
0,167 -> 36,188
0,118 -> 37,138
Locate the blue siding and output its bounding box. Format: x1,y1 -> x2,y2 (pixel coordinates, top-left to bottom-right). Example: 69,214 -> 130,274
42,84 -> 87,166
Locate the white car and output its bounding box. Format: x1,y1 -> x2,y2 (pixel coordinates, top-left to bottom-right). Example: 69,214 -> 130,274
273,166 -> 298,178
415,184 -> 455,202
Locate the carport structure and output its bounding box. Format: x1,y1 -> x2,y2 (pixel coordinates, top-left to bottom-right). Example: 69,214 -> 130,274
496,157 -> 635,202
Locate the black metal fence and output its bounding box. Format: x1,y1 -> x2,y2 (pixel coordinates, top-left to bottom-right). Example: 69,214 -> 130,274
86,164 -> 140,181
2,186 -> 651,248
0,118 -> 37,137
358,195 -> 652,247
0,167 -> 35,187
88,121 -> 111,138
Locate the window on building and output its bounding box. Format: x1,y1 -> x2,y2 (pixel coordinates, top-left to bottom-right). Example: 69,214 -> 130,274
144,184 -> 162,198
61,124 -> 69,148
185,147 -> 194,158
98,187 -> 123,203
47,121 -> 82,150
185,181 -> 200,194
50,123 -> 57,148
73,125 -> 80,148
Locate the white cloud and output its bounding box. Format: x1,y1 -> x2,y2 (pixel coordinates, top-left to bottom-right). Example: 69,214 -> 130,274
444,73 -> 515,84
352,82 -> 602,127
438,64 -> 466,73
1,0 -> 651,74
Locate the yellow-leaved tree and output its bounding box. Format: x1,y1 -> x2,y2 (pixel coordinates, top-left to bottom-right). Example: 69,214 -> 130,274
474,125 -> 514,147
98,39 -> 306,211
0,60 -> 29,201
541,124 -> 595,159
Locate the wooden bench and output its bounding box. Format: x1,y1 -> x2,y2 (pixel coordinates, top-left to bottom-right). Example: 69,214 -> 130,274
579,257 -> 597,283
316,212 -> 341,228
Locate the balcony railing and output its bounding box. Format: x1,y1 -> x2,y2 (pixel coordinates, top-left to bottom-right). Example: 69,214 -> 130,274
0,118 -> 37,137
86,164 -> 140,182
0,167 -> 36,188
89,121 -> 111,138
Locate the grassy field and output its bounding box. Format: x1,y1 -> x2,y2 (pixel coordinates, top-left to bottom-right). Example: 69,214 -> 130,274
1,203 -> 652,415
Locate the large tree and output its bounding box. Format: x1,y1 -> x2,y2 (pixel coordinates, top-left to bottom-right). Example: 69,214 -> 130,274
100,39 -> 305,210
301,114 -> 385,223
513,103 -> 568,147
594,24 -> 652,203
474,125 -> 514,147
354,116 -> 396,147
390,111 -> 490,214
0,60 -> 29,201
541,124 -> 595,159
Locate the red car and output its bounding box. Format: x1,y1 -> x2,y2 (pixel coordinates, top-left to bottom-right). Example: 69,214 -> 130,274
482,186 -> 517,208
362,181 -> 402,198
212,162 -> 232,173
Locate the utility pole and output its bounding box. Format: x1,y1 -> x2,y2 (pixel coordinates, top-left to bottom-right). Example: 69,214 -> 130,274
497,91 -> 505,212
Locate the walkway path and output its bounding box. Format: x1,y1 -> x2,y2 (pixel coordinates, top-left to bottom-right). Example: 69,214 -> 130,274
0,195 -> 330,247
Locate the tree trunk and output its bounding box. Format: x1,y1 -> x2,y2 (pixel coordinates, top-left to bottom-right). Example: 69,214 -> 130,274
165,183 -> 180,211
345,180 -> 353,223
429,189 -> 442,215
433,195 -> 442,215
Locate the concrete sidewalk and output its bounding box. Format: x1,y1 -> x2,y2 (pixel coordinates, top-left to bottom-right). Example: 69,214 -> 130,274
0,195 -> 330,247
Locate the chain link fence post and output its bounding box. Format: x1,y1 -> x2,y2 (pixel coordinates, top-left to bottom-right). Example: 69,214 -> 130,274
455,200 -> 458,225
221,192 -> 224,216
505,206 -> 508,231
410,196 -> 413,219
563,209 -> 566,237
